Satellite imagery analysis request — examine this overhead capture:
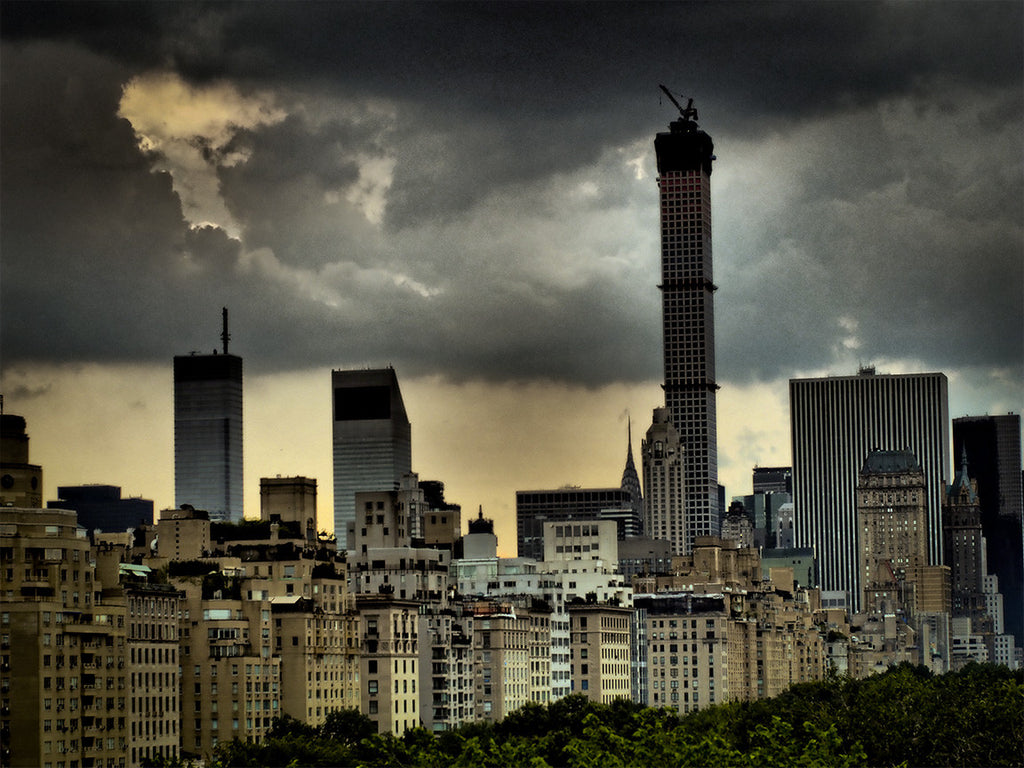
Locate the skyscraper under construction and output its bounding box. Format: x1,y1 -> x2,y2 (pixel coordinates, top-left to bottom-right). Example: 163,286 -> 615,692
648,88 -> 719,553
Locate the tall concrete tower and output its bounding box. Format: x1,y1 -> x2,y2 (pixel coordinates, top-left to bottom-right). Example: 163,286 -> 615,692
652,87 -> 719,552
332,368 -> 411,550
173,308 -> 243,522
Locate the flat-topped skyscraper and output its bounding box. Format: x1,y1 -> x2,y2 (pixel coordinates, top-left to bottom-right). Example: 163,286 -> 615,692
332,368 -> 411,549
652,87 -> 719,552
173,309 -> 243,522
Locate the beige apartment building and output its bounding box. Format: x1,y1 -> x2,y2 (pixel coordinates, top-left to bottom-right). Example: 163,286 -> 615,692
471,601 -> 531,721
357,594 -> 420,736
161,515 -> 360,757
0,509 -> 146,768
274,564 -> 360,722
123,580 -> 182,766
568,603 -> 632,704
638,593 -> 730,713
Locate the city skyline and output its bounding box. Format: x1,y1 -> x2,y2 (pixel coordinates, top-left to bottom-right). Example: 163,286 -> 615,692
2,3 -> 1021,549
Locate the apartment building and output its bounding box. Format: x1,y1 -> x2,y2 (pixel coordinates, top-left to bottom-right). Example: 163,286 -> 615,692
636,593 -> 729,713
470,601 -> 531,721
419,607 -> 475,732
0,508 -> 143,768
357,594 -> 420,736
568,603 -> 633,704
123,579 -> 183,766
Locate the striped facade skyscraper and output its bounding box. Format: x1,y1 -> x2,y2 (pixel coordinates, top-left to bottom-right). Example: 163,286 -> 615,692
650,88 -> 719,553
789,369 -> 950,612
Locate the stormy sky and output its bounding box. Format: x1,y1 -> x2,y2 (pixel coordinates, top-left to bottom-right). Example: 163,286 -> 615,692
2,2 -> 1021,543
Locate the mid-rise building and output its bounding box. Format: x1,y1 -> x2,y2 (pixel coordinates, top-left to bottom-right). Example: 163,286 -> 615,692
418,606 -> 474,732
419,480 -> 462,552
470,601 -> 531,721
790,368 -> 950,612
636,593 -> 730,714
0,508 -> 177,768
357,594 -> 419,736
173,310 -> 243,522
568,603 -> 633,704
332,368 -> 412,550
654,91 -> 720,544
259,476 -> 318,537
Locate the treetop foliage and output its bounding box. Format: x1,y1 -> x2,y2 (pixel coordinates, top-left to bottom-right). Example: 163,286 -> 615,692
145,663 -> 1023,768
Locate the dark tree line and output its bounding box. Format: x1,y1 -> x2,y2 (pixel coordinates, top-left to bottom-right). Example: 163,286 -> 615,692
146,663 -> 1024,767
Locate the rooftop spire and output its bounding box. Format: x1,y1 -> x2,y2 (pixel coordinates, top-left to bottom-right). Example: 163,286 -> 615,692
948,445 -> 978,503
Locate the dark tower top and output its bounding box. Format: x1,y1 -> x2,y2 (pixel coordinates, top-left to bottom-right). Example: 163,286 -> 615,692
654,104 -> 714,176
468,507 -> 494,535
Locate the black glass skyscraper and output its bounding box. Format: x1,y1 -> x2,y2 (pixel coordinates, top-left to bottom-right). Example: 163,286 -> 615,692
173,309 -> 243,522
332,367 -> 411,550
953,414 -> 1024,645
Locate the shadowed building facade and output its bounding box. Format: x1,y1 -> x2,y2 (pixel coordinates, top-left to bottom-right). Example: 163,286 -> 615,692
952,414 -> 1024,646
652,92 -> 720,553
332,368 -> 411,550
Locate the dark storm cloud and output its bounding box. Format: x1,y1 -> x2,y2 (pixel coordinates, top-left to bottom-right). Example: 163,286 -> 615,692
1,1 -> 1021,391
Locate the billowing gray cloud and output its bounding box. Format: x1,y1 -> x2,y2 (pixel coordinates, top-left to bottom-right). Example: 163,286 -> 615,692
2,1 -> 1021,398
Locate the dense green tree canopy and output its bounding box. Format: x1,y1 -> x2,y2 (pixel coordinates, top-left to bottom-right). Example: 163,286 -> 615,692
146,663 -> 1023,768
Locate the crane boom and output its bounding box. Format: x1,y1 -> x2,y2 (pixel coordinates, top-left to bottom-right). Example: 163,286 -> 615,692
659,84 -> 698,122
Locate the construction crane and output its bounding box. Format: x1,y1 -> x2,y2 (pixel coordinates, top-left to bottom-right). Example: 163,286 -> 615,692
659,84 -> 698,123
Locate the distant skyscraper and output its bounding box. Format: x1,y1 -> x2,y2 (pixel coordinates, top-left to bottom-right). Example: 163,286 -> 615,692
332,368 -> 411,549
790,369 -> 950,612
642,407 -> 687,554
515,487 -> 639,561
953,414 -> 1024,645
620,420 -> 645,532
173,309 -> 243,522
654,88 -> 719,550
752,466 -> 792,495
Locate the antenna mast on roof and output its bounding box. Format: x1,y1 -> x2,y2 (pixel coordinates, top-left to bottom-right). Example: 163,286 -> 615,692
221,307 -> 230,354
